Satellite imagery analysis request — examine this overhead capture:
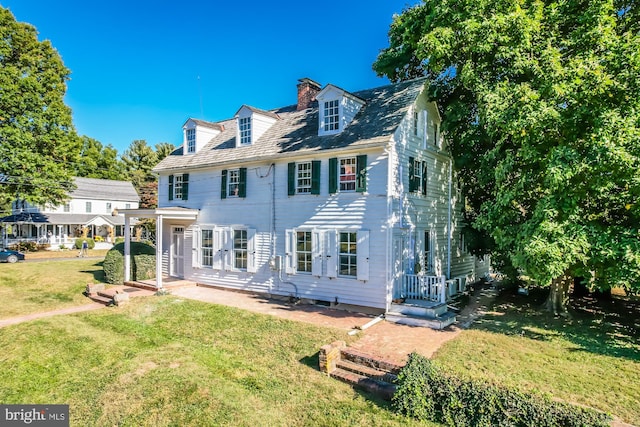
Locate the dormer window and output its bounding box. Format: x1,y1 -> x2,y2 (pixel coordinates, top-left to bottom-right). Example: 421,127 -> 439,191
239,117 -> 251,145
324,100 -> 340,132
186,129 -> 196,153
234,105 -> 279,148
316,84 -> 365,136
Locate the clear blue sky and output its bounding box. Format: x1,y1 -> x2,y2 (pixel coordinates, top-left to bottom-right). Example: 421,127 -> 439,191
1,1 -> 415,154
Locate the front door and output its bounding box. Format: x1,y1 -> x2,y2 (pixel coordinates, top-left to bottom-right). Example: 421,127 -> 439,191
171,227 -> 185,278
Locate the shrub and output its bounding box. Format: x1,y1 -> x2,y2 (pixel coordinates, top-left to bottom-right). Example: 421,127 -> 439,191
103,242 -> 156,284
393,353 -> 611,427
74,238 -> 95,250
115,237 -> 125,244
10,241 -> 37,252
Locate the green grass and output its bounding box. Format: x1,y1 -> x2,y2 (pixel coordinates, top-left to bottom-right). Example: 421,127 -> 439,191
434,287 -> 640,425
0,297 -> 429,427
0,259 -> 106,319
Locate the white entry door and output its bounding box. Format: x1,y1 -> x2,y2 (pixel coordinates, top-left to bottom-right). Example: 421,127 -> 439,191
171,227 -> 185,278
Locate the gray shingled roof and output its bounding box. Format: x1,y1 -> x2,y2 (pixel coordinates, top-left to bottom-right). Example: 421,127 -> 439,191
71,177 -> 140,202
154,78 -> 427,172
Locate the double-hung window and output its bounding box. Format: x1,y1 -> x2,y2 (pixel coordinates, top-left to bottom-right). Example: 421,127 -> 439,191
409,157 -> 427,196
296,231 -> 312,273
288,161 -> 320,195
296,162 -> 312,194
339,232 -> 357,277
168,173 -> 189,201
233,229 -> 248,270
221,168 -> 247,198
239,117 -> 251,145
86,202 -> 92,213
106,202 -> 112,213
228,169 -> 240,197
339,157 -> 356,192
324,100 -> 339,132
63,203 -> 70,213
187,128 -> 196,153
201,229 -> 213,267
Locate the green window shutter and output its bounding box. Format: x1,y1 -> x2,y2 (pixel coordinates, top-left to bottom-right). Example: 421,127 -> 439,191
168,175 -> 174,201
221,170 -> 227,199
288,162 -> 296,196
408,157 -> 416,192
421,162 -> 427,196
238,167 -> 247,198
356,155 -> 367,193
311,160 -> 321,195
328,158 -> 337,194
182,173 -> 189,201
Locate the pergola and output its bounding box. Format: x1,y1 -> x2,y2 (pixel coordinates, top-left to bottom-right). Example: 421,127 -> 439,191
117,207 -> 198,289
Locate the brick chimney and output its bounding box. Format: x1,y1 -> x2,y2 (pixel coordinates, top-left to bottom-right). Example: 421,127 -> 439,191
297,78 -> 321,111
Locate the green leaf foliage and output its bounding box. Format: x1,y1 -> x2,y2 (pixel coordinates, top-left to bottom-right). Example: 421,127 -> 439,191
374,0 -> 640,292
0,7 -> 81,211
393,353 -> 611,426
103,241 -> 156,284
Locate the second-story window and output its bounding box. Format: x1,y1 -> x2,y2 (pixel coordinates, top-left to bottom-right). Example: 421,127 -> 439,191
324,100 -> 339,132
228,169 -> 240,197
168,173 -> 189,201
239,117 -> 251,145
174,174 -> 183,200
86,202 -> 92,213
106,202 -> 112,213
339,157 -> 356,192
409,157 -> 428,196
63,204 -> 70,213
297,162 -> 312,194
187,128 -> 196,153
413,109 -> 419,136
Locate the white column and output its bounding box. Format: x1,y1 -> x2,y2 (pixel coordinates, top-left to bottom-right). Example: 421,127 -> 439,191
439,275 -> 447,304
156,215 -> 163,290
124,216 -> 131,282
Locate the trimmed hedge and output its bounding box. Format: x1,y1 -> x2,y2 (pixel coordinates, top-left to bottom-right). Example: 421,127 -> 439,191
74,238 -> 95,250
393,353 -> 611,427
103,242 -> 156,284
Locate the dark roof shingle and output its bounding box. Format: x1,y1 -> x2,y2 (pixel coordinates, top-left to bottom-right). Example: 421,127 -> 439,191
154,78 -> 427,172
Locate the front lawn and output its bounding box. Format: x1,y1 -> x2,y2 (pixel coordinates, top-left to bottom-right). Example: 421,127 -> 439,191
433,287 -> 640,425
0,259 -> 105,319
0,297 -> 428,426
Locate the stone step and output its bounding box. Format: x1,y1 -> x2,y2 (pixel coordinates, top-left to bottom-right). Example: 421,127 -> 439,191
385,310 -> 456,330
340,347 -> 404,375
391,300 -> 448,317
329,368 -> 396,401
86,294 -> 113,305
336,359 -> 398,384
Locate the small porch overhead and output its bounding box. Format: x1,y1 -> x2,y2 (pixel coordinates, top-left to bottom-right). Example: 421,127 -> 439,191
117,207 -> 199,290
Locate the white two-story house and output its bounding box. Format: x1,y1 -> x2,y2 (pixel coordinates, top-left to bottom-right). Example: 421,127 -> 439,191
1,177 -> 139,247
121,77 -> 489,324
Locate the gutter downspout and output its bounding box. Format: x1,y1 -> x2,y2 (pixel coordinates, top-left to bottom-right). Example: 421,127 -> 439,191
446,158 -> 452,280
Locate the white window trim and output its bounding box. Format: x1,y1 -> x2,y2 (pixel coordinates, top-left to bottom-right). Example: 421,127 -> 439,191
174,174 -> 184,200
239,116 -> 251,145
285,229 -> 323,276
186,128 -> 196,153
227,169 -> 240,198
339,157 -> 357,192
296,162 -> 312,194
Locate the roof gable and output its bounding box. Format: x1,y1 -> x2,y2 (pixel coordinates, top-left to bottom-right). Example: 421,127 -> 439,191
154,78 -> 428,172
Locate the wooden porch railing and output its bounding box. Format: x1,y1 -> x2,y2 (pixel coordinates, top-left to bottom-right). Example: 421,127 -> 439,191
402,274 -> 447,303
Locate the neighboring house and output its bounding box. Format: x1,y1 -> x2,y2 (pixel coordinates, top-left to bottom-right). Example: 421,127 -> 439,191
0,177 -> 140,246
121,77 -> 489,316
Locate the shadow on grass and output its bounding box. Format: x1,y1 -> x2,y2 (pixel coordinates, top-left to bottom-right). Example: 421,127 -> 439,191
81,261 -> 106,283
472,286 -> 640,362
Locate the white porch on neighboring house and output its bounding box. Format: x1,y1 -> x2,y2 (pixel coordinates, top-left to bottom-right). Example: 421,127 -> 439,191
118,207 -> 198,290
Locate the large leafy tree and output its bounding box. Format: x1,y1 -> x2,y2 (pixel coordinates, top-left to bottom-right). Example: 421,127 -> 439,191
0,7 -> 81,211
121,139 -> 157,189
76,136 -> 124,180
374,0 -> 640,314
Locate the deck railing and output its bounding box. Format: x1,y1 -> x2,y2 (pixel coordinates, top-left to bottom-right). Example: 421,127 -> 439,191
402,274 -> 447,303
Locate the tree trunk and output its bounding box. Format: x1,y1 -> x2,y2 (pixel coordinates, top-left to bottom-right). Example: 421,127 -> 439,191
544,273 -> 572,317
